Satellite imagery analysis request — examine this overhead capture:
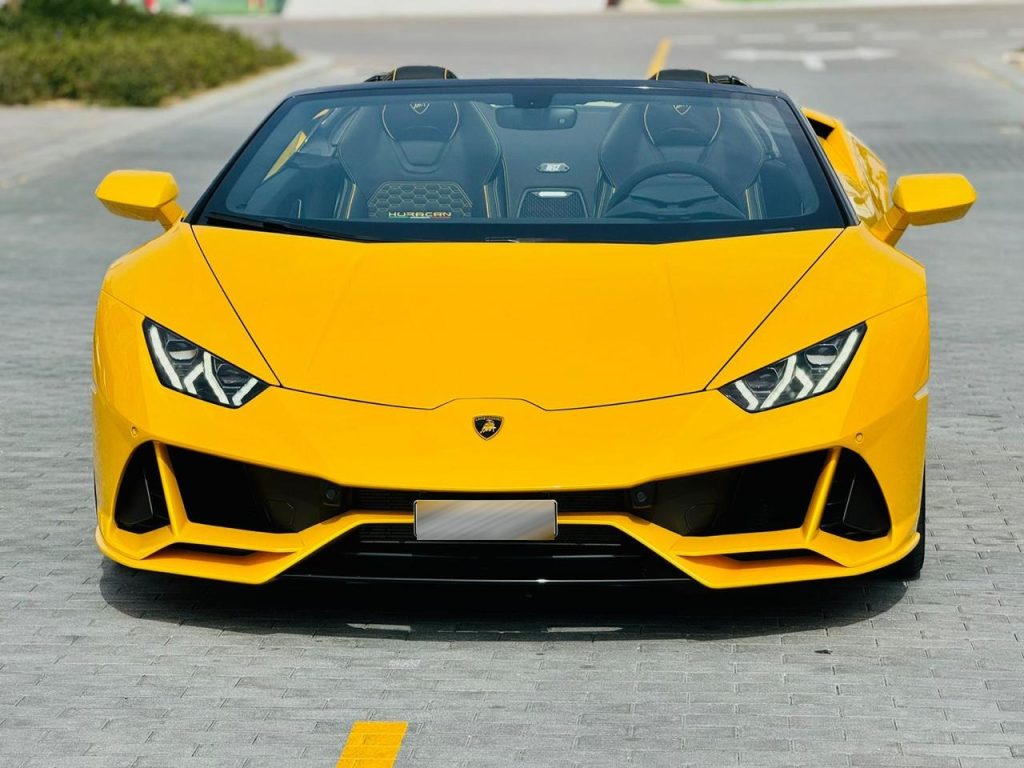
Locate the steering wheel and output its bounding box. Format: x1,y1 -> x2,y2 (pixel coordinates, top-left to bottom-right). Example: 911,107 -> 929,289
604,160 -> 743,213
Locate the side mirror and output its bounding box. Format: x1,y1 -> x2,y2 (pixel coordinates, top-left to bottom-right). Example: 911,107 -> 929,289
875,173 -> 975,245
95,170 -> 184,230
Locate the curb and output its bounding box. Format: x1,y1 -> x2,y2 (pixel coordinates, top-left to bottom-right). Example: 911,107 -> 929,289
616,0 -> 1019,13
282,0 -> 606,19
0,54 -> 335,189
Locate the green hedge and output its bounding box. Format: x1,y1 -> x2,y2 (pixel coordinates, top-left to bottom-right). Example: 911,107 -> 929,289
0,0 -> 294,106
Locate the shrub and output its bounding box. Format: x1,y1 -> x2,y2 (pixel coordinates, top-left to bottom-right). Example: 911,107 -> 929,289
0,0 -> 294,106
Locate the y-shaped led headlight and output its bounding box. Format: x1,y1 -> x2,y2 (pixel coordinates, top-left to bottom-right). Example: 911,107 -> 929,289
720,323 -> 866,412
143,319 -> 268,408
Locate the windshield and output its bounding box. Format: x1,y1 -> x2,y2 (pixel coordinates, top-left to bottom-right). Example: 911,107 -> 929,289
194,82 -> 847,244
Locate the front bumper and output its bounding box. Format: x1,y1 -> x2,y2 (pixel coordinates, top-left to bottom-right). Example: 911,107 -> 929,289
94,292 -> 928,588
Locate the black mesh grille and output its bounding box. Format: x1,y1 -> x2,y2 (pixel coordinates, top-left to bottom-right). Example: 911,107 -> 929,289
351,488 -> 626,513
350,523 -> 627,546
286,524 -> 689,583
367,181 -> 471,219
156,447 -> 876,545
646,451 -> 828,537
518,189 -> 586,218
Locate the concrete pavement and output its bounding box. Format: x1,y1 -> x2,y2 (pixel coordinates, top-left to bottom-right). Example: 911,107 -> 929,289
1,3 -> 1023,767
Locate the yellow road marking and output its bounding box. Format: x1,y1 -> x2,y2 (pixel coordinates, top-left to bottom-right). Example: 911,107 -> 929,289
336,721 -> 408,768
645,37 -> 673,79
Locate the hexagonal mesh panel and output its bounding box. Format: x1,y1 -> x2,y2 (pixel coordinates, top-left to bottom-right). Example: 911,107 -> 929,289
367,181 -> 472,219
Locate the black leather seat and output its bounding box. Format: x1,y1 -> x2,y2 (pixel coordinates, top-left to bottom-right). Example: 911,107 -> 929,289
333,99 -> 506,220
596,100 -> 766,218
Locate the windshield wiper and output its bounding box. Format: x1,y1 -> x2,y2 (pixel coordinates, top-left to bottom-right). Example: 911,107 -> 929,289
200,211 -> 381,243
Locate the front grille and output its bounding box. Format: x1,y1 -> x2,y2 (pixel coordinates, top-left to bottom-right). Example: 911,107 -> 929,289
351,488 -> 626,513
285,524 -> 688,583
644,451 -> 828,537
122,446 -> 890,546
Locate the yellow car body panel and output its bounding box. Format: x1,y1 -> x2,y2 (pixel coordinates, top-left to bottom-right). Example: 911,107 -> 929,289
803,107 -> 891,229
192,225 -> 840,410
93,240 -> 929,587
100,225 -> 278,385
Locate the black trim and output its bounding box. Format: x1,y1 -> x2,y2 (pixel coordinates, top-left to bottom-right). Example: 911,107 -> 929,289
794,108 -> 858,225
365,65 -> 458,82
284,523 -> 691,583
650,69 -> 750,86
727,549 -> 818,562
806,116 -> 835,140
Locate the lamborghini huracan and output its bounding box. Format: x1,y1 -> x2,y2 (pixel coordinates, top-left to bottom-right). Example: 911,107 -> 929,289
92,66 -> 975,587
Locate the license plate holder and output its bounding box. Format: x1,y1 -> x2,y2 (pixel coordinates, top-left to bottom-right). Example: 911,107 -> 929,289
414,499 -> 558,541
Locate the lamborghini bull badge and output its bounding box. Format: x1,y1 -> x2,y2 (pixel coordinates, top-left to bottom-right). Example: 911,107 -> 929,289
473,416 -> 503,440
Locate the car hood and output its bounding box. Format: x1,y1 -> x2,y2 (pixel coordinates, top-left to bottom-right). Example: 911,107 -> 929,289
193,226 -> 841,410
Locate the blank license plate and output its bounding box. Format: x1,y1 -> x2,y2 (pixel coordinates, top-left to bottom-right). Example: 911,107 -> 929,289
414,499 -> 557,541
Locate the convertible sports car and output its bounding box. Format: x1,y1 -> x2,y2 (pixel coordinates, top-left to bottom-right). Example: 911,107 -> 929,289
92,67 -> 975,587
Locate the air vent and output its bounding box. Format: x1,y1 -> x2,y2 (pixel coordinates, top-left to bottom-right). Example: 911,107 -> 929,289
114,443 -> 169,534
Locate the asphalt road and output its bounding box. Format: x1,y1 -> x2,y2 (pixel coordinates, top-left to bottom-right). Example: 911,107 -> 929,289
2,3 -> 1024,767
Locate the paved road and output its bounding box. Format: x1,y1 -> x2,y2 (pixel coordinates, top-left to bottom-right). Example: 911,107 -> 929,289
1,3 -> 1023,767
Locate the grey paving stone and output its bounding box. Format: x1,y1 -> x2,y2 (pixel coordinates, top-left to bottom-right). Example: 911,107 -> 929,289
2,6 -> 1024,768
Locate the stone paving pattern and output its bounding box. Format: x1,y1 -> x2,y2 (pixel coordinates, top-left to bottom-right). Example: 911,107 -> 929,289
1,4 -> 1023,766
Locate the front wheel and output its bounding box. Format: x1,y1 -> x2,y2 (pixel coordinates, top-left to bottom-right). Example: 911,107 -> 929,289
883,475 -> 926,579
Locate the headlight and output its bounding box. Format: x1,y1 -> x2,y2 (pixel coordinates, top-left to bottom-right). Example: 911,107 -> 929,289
143,319 -> 268,408
720,323 -> 866,412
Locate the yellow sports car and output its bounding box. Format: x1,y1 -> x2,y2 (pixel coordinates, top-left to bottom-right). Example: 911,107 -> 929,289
93,67 -> 975,587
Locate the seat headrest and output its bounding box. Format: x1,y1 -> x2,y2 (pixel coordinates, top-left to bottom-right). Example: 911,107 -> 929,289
643,103 -> 721,148
380,101 -> 460,167
381,101 -> 459,143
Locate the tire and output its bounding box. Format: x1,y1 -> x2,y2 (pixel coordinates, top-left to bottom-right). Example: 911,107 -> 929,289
883,475 -> 926,579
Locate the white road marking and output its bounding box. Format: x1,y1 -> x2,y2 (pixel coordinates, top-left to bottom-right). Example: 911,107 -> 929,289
940,28 -> 988,39
804,31 -> 854,43
870,29 -> 921,41
723,47 -> 896,72
737,32 -> 787,44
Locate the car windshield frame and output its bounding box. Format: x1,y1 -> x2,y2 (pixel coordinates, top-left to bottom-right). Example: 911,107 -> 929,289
190,79 -> 856,244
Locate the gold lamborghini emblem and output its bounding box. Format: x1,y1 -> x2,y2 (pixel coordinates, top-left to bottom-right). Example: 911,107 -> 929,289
473,415 -> 503,440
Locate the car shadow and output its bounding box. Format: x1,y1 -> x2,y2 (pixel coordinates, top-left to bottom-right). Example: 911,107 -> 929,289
98,560 -> 908,642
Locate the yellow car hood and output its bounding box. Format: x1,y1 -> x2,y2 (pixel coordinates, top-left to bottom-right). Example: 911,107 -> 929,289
194,226 -> 841,410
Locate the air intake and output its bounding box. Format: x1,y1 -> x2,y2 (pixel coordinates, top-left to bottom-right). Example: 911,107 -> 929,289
114,443 -> 169,534
820,451 -> 891,540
